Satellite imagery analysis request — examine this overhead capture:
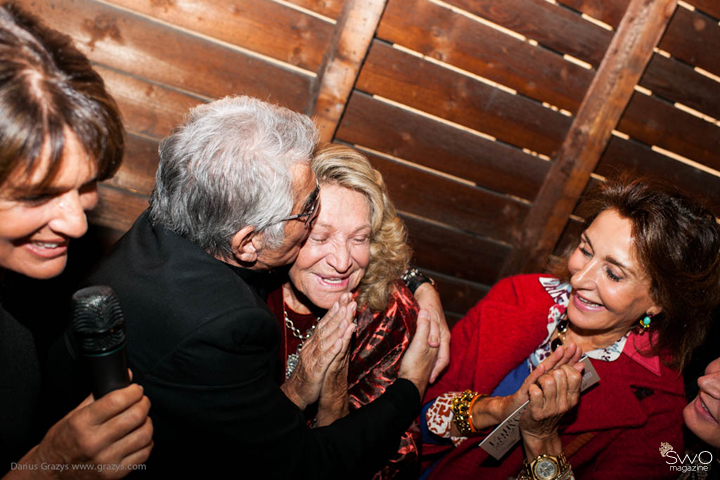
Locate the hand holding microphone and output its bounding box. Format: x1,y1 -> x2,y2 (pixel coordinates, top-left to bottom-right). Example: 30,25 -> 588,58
10,286 -> 153,478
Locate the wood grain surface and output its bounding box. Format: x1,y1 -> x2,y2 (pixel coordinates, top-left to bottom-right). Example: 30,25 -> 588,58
377,0 -> 593,113
356,40 -> 572,157
557,0 -> 629,28
17,0 -> 312,112
109,0 -> 333,72
618,92 -> 720,172
336,92 -> 549,201
641,53 -> 720,121
501,0 -> 679,275
597,136 -> 720,217
660,6 -> 720,79
444,0 -> 612,67
401,214 -> 510,285
366,151 -> 529,244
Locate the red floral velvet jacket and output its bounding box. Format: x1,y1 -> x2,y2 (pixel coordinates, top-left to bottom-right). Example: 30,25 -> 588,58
423,274 -> 686,480
269,280 -> 420,479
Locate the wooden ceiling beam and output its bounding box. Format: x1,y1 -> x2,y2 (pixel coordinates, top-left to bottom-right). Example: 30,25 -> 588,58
309,0 -> 387,142
501,0 -> 679,276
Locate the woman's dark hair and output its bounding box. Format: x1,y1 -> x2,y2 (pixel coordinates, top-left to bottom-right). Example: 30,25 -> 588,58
0,2 -> 123,190
557,175 -> 720,370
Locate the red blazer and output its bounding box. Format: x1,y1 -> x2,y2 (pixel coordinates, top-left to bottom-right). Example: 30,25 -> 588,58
424,274 -> 686,479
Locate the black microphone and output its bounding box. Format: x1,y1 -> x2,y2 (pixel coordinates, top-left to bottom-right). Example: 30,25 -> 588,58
72,286 -> 130,398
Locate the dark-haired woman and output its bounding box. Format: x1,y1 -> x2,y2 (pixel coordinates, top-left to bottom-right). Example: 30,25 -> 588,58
0,3 -> 152,477
422,176 -> 720,479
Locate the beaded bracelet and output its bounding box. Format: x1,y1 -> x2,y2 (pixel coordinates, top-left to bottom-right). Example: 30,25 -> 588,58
451,390 -> 487,436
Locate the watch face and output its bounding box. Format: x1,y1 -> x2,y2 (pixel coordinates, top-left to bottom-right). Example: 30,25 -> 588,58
534,459 -> 558,480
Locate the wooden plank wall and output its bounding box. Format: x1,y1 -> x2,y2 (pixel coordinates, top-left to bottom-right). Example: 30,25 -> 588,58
554,0 -> 720,259
20,0 -> 720,324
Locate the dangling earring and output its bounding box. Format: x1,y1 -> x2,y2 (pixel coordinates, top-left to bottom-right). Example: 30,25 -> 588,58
638,313 -> 654,334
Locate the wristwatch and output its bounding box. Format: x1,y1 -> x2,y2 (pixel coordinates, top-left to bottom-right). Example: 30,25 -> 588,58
401,266 -> 436,294
522,452 -> 570,480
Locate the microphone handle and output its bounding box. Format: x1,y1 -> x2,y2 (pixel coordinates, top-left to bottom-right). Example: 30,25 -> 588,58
85,344 -> 130,398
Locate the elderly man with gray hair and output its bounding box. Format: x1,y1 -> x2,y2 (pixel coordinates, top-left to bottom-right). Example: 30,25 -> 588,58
83,95 -> 440,478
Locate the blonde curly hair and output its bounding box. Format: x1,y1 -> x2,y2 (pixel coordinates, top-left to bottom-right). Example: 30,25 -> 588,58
311,145 -> 412,312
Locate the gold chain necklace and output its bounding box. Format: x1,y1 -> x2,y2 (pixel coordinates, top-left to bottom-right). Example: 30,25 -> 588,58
283,307 -> 320,379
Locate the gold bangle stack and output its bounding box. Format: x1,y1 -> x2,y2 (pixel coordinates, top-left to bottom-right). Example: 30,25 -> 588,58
451,390 -> 487,436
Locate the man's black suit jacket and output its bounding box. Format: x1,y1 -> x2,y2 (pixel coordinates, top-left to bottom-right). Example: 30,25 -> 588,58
86,211 -> 420,478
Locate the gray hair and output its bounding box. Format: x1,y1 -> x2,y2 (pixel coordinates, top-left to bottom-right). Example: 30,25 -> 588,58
149,95 -> 318,260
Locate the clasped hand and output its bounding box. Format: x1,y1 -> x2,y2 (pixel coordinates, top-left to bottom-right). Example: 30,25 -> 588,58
519,345 -> 584,458
280,293 -> 356,411
463,344 -> 584,435
281,293 -> 441,413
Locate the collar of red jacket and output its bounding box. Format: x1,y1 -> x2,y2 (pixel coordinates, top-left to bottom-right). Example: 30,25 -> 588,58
623,331 -> 662,376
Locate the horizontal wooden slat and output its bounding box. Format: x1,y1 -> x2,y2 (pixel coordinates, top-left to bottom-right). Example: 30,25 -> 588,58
640,53 -> 720,121
96,66 -> 203,141
659,6 -> 720,78
369,152 -> 528,244
431,272 -> 489,318
109,0 -> 332,72
336,92 -> 549,201
444,0 -> 612,67
617,92 -> 720,172
553,146 -> 720,254
376,0 -> 592,113
104,134 -> 159,197
18,0 -> 312,112
284,0 -> 344,19
356,41 -> 572,157
689,0 -> 720,22
90,184 -> 148,233
401,214 -> 510,285
596,136 -> 720,216
556,0 -> 628,29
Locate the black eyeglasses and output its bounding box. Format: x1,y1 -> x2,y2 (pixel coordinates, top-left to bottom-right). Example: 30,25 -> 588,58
278,178 -> 320,224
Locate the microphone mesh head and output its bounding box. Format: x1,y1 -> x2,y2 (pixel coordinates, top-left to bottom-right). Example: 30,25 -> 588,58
72,286 -> 126,354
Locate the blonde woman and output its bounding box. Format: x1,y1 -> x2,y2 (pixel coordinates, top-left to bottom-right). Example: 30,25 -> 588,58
268,144 -> 427,479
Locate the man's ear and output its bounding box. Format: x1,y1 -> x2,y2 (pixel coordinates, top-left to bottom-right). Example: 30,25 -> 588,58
231,225 -> 262,263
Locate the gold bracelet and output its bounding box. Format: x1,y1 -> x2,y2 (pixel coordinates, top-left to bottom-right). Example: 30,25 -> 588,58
451,390 -> 487,436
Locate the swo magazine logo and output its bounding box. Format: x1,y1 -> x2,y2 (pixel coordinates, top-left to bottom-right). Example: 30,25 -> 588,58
660,442 -> 714,473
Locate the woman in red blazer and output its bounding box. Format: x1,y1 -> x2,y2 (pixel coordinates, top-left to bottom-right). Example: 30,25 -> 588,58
422,176 -> 720,480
